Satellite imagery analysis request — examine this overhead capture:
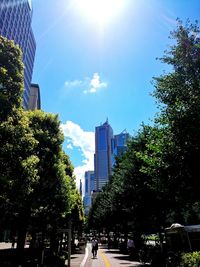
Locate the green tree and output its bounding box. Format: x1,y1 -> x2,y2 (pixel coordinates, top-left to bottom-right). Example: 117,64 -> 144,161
0,36 -> 24,119
28,110 -> 84,253
87,127 -> 161,243
28,111 -> 72,233
87,183 -> 113,233
87,19 -> 200,246
0,37 -> 39,257
0,36 -> 84,263
153,19 -> 200,223
110,127 -> 163,241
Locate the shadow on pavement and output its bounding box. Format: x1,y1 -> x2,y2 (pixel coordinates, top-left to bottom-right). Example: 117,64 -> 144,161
71,256 -> 80,259
104,249 -> 124,254
72,250 -> 85,255
104,250 -> 145,266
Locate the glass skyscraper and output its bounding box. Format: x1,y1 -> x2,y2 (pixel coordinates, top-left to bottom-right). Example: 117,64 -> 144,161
0,0 -> 36,109
114,131 -> 129,157
94,121 -> 129,192
94,120 -> 114,191
85,171 -> 95,196
83,171 -> 95,215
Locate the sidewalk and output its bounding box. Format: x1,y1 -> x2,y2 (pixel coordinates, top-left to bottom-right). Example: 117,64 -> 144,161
67,247 -> 86,267
67,244 -> 144,267
0,242 -> 86,267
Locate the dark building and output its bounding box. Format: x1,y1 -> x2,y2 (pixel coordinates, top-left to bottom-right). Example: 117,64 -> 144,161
0,0 -> 36,109
28,83 -> 41,110
94,120 -> 114,191
114,130 -> 129,157
83,171 -> 95,215
94,120 -> 129,192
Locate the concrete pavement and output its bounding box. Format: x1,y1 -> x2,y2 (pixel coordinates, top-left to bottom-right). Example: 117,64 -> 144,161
70,243 -> 144,267
0,242 -> 29,249
69,249 -> 87,267
0,242 -> 144,267
0,242 -> 14,250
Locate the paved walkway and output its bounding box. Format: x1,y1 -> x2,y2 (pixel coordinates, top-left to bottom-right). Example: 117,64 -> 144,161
68,243 -> 144,267
0,242 -> 85,266
0,242 -> 29,249
69,249 -> 86,267
0,242 -> 144,267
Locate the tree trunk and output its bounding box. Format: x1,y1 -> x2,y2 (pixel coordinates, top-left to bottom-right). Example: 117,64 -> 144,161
17,226 -> 27,265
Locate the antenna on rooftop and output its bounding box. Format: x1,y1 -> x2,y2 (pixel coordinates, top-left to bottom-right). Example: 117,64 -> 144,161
121,129 -> 127,134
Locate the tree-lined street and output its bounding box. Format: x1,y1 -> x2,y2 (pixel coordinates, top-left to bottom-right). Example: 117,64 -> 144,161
76,243 -> 144,267
85,20 -> 200,266
87,19 -> 200,239
1,1 -> 200,266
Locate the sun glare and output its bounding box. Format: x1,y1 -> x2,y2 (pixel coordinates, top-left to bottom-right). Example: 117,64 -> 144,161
73,0 -> 124,26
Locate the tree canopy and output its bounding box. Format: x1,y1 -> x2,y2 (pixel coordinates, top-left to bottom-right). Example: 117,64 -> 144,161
0,36 -> 84,257
0,36 -> 24,119
87,20 -> 200,240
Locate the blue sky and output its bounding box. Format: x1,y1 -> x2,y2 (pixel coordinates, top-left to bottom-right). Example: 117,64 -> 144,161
31,0 -> 200,187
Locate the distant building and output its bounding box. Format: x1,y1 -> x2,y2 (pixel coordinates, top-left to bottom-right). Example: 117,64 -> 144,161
28,83 -> 41,110
0,0 -> 36,109
94,120 -> 114,191
83,121 -> 130,208
91,190 -> 101,204
114,130 -> 129,157
85,171 -> 95,196
79,179 -> 82,196
83,171 -> 95,215
83,195 -> 91,216
93,120 -> 130,192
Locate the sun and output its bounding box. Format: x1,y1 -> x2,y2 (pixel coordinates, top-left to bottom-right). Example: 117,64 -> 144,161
73,0 -> 124,26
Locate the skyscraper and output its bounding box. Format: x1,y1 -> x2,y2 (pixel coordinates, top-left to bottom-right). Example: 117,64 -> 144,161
28,83 -> 41,110
83,171 -> 95,215
114,130 -> 129,157
0,0 -> 36,109
85,171 -> 95,196
94,120 -> 114,191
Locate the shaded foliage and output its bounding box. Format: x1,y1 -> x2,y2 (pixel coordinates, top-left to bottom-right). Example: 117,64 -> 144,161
0,36 -> 24,119
0,36 -> 84,260
87,20 -> 200,240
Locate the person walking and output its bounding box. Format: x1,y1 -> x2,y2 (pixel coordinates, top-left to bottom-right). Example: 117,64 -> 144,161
127,237 -> 135,258
91,237 -> 98,258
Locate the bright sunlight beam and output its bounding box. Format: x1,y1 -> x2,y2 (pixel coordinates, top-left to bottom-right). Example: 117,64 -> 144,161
73,0 -> 124,26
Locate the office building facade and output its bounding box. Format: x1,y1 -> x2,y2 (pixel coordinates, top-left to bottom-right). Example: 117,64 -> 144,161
114,131 -> 129,157
85,171 -> 95,196
28,83 -> 41,110
0,0 -> 36,109
83,171 -> 95,215
94,120 -> 114,191
93,121 -> 129,192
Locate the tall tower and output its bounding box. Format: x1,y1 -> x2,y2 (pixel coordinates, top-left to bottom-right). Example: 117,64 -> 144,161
83,171 -> 95,215
94,120 -> 114,191
0,0 -> 36,109
114,130 -> 129,157
28,83 -> 41,110
85,171 -> 95,196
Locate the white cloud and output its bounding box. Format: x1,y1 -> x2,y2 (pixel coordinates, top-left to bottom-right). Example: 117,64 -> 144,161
85,72 -> 107,94
66,143 -> 73,150
60,121 -> 95,188
64,80 -> 82,87
64,73 -> 107,94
